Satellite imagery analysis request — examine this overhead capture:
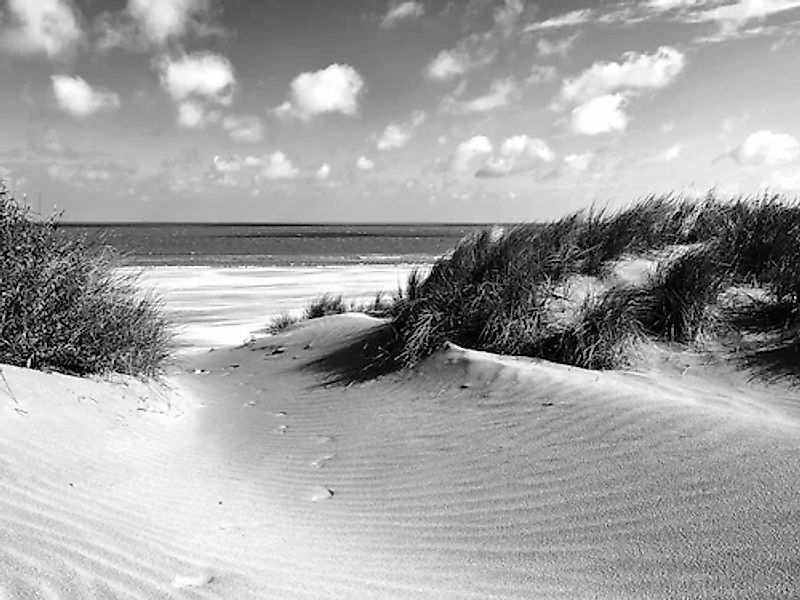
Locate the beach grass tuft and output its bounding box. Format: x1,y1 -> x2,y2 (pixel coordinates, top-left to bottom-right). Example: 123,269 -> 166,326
0,186 -> 171,376
387,192 -> 800,370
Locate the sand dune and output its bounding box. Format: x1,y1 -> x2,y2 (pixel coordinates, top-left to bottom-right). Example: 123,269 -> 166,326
1,315 -> 799,598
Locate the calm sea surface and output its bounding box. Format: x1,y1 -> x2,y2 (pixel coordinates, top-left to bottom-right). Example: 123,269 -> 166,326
64,223 -> 485,266
62,224 -> 486,350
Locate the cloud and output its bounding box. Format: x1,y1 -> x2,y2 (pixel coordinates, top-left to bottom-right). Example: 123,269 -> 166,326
563,152 -> 595,172
260,151 -> 299,180
526,65 -> 557,85
128,0 -> 212,45
571,94 -> 629,135
0,0 -> 84,58
560,46 -> 685,104
732,130 -> 800,165
275,63 -> 364,120
441,78 -> 519,113
476,134 -> 554,178
524,9 -> 593,31
317,163 -> 331,179
376,110 -> 426,151
158,51 -> 236,105
662,143 -> 683,161
380,1 -> 424,28
356,156 -> 375,171
176,100 -> 215,128
425,0 -> 525,81
764,169 -> 800,191
453,135 -> 493,172
695,0 -> 800,36
221,114 -> 264,143
212,154 -> 244,173
51,75 -> 120,118
536,33 -> 579,57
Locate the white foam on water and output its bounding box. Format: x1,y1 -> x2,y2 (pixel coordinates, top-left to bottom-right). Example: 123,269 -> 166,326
126,265 -> 425,351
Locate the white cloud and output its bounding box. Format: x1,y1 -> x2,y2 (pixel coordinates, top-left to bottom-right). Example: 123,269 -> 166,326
128,0 -> 211,45
764,169 -> 800,191
159,52 -> 235,110
441,78 -> 519,114
524,9 -> 593,31
317,163 -> 331,179
425,0 -> 523,81
662,143 -> 683,161
527,65 -> 557,85
476,134 -> 554,177
537,33 -> 579,57
0,0 -> 84,58
426,48 -> 474,81
221,114 -> 264,143
261,151 -> 299,180
276,63 -> 364,120
561,46 -> 685,104
213,155 -> 244,173
380,2 -> 425,28
51,75 -> 120,118
453,135 -> 493,172
696,0 -> 800,35
571,94 -> 629,135
176,100 -> 216,128
733,130 -> 799,165
356,156 -> 375,171
377,123 -> 412,151
563,152 -> 595,172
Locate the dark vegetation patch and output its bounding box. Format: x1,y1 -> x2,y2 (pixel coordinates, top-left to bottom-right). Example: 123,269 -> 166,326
0,186 -> 171,376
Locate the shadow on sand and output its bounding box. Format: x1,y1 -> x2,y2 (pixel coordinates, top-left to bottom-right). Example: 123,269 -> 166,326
305,322 -> 404,385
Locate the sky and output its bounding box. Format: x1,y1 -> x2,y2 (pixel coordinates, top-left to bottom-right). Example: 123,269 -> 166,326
1,0 -> 800,222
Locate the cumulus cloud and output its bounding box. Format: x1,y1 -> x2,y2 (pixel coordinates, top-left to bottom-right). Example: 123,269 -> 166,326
158,51 -> 236,105
176,100 -> 215,128
561,46 -> 685,104
261,151 -> 299,179
317,163 -> 331,179
275,63 -> 364,120
732,130 -> 799,165
476,134 -> 554,178
376,110 -> 426,151
571,94 -> 629,135
441,78 -> 519,114
453,135 -> 493,172
222,114 -> 264,143
380,1 -> 424,28
0,0 -> 84,58
51,75 -> 120,118
356,156 -> 375,171
425,0 -> 524,81
662,143 -> 683,161
128,0 -> 212,45
563,152 -> 595,172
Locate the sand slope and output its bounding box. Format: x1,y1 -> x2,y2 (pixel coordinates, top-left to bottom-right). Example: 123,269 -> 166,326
2,315 -> 799,598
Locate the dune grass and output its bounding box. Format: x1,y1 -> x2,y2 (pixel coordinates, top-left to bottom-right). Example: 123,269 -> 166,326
0,186 -> 170,376
388,192 -> 800,370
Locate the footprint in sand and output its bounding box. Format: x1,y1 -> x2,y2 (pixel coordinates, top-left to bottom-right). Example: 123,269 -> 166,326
171,573 -> 214,589
306,486 -> 334,501
275,411 -> 287,417
274,425 -> 288,434
311,455 -> 333,469
316,435 -> 335,444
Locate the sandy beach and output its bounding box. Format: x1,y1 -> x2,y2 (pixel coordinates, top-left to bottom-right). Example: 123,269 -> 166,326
2,306 -> 799,598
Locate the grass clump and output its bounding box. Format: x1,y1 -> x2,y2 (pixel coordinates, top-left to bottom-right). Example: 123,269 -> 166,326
0,186 -> 170,376
266,312 -> 300,334
304,293 -> 347,319
388,192 -> 800,372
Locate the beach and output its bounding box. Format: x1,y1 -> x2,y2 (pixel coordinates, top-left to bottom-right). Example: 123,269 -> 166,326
2,310 -> 799,598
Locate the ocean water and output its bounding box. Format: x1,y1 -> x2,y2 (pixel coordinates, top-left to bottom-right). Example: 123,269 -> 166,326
66,223 -> 481,267
69,224 -> 480,350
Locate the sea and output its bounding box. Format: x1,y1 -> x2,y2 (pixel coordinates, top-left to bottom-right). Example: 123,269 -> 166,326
64,224 -> 485,351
